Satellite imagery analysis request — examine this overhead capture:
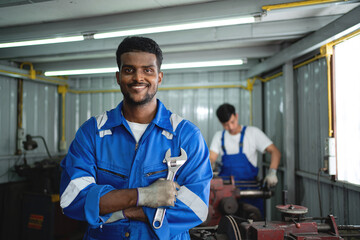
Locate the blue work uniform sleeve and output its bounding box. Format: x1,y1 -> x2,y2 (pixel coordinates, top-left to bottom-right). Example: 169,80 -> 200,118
59,118 -> 115,227
143,126 -> 212,239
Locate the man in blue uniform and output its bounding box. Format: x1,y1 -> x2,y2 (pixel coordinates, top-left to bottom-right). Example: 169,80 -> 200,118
60,36 -> 212,239
209,103 -> 281,218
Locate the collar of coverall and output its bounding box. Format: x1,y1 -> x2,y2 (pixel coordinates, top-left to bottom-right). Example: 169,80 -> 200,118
97,99 -> 177,136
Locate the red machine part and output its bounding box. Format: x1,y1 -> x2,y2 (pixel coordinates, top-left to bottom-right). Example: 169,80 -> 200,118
240,215 -> 343,240
194,185 -> 354,240
206,177 -> 238,226
205,177 -> 273,226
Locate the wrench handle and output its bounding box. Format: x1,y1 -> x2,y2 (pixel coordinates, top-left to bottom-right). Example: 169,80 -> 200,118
167,170 -> 176,181
153,207 -> 166,229
152,170 -> 177,229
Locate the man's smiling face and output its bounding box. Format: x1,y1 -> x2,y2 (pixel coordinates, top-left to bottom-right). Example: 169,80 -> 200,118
117,51 -> 163,106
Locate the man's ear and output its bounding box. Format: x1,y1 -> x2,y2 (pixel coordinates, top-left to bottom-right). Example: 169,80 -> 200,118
158,71 -> 163,85
116,71 -> 120,85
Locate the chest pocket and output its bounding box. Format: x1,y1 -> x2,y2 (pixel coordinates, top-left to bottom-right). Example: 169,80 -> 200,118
97,166 -> 129,189
143,163 -> 168,185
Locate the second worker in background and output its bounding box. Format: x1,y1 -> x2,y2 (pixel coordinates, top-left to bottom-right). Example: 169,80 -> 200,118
209,103 -> 281,219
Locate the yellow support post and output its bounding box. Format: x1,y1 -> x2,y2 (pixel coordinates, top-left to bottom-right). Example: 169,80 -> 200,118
320,44 -> 334,137
246,78 -> 257,125
58,85 -> 68,151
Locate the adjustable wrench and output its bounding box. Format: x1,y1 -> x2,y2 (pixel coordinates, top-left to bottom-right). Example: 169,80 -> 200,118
152,148 -> 187,229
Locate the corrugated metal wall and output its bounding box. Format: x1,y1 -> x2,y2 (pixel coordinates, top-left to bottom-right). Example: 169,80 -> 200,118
0,78 -> 59,157
257,58 -> 360,224
263,75 -> 285,220
65,76 -> 122,145
0,75 -> 17,156
22,80 -> 59,154
297,59 -> 329,173
0,75 -> 18,183
295,58 -> 360,224
0,76 -> 59,183
158,71 -> 250,145
264,76 -> 284,157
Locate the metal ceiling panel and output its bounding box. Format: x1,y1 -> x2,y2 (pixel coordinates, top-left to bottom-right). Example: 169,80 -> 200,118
0,0 -> 359,76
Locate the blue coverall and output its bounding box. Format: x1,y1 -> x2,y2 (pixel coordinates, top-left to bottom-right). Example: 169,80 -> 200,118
60,99 -> 213,239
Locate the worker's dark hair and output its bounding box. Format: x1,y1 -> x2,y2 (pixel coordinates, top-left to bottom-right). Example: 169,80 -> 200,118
116,36 -> 163,71
216,103 -> 236,123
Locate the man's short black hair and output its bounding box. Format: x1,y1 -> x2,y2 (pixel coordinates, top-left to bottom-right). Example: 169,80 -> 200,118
116,36 -> 163,71
216,103 -> 236,123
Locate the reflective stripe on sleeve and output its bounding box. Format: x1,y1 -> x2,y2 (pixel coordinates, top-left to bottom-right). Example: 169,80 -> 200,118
177,186 -> 208,222
60,176 -> 96,208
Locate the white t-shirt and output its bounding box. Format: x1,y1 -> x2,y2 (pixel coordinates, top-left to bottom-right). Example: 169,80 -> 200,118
210,126 -> 273,167
126,120 -> 149,143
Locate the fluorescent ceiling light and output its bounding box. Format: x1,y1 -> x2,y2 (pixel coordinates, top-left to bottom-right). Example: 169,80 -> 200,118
161,59 -> 244,69
44,59 -> 245,76
0,36 -> 84,48
1,16 -> 255,48
94,16 -> 255,39
45,68 -> 118,76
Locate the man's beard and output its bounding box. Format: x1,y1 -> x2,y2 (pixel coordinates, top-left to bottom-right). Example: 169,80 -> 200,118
122,86 -> 158,106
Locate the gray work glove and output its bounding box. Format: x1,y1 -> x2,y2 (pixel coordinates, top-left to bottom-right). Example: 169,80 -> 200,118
264,168 -> 278,188
137,179 -> 180,208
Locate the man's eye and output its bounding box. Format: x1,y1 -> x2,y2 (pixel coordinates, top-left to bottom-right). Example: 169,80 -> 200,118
124,68 -> 133,73
145,68 -> 153,73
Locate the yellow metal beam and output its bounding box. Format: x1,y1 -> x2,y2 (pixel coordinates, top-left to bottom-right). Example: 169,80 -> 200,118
262,0 -> 347,11
0,62 -> 68,86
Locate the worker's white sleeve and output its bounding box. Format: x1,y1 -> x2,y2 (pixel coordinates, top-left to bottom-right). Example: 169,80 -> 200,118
209,131 -> 222,154
252,126 -> 273,153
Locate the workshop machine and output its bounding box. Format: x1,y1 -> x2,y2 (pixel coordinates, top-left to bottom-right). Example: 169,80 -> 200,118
191,184 -> 360,240
14,135 -> 82,240
236,205 -> 344,240
204,176 -> 273,226
191,202 -> 360,240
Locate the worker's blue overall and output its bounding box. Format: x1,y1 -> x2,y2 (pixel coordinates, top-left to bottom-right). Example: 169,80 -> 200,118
218,126 -> 264,216
59,100 -> 212,240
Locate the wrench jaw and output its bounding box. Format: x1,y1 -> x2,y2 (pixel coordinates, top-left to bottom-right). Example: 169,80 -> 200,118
178,148 -> 188,161
163,149 -> 172,163
163,148 -> 187,164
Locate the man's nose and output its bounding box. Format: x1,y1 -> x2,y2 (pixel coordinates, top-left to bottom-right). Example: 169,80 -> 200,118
133,70 -> 144,81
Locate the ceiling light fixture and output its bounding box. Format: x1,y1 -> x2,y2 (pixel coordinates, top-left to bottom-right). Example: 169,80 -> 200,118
161,59 -> 245,70
0,36 -> 84,48
44,59 -> 246,76
0,15 -> 257,48
44,68 -> 118,76
94,16 -> 256,39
